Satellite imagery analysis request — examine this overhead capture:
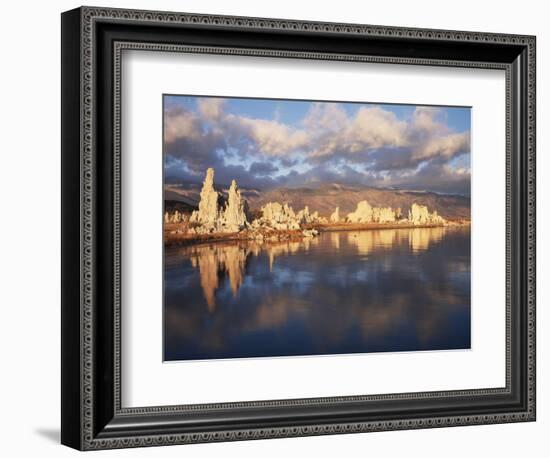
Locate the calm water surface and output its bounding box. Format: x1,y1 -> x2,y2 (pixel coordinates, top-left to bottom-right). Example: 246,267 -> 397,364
164,227 -> 470,361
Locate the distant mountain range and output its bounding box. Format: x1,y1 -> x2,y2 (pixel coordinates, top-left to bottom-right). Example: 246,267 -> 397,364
164,182 -> 470,220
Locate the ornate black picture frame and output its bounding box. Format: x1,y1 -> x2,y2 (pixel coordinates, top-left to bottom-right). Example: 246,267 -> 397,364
61,6 -> 536,450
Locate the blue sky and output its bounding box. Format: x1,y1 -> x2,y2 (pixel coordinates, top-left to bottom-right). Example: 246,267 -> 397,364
164,95 -> 471,195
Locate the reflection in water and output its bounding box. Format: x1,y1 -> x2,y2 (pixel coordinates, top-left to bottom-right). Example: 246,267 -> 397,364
408,227 -> 446,252
347,229 -> 401,255
164,227 -> 471,361
188,244 -> 248,311
330,232 -> 340,250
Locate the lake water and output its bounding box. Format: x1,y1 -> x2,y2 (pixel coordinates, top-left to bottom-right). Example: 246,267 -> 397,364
164,227 -> 471,361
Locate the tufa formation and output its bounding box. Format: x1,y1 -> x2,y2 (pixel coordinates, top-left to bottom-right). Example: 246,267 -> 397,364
167,168 -> 449,237
189,168 -> 250,234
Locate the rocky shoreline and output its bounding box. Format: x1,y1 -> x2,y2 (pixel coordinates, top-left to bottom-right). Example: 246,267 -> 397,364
164,220 -> 470,248
164,168 -> 469,247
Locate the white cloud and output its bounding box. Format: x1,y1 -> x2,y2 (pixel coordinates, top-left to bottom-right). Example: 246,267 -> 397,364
412,131 -> 470,162
164,109 -> 201,144
232,116 -> 309,156
164,97 -> 471,194
411,106 -> 447,134
346,107 -> 408,150
302,102 -> 348,133
197,97 -> 225,120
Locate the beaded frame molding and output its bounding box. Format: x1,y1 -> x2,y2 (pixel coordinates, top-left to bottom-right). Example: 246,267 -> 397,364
61,6 -> 536,451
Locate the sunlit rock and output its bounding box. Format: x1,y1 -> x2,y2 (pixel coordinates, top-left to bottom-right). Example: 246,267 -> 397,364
376,207 -> 396,223
347,201 -> 403,224
255,202 -> 326,231
408,203 -> 428,225
347,200 -> 374,223
313,211 -> 326,223
221,179 -> 249,232
302,229 -> 319,238
430,210 -> 445,225
258,202 -> 301,230
296,205 -> 311,224
408,203 -> 446,226
189,169 -> 251,234
191,168 -> 223,227
164,210 -> 187,224
296,207 -> 326,224
330,207 -> 340,223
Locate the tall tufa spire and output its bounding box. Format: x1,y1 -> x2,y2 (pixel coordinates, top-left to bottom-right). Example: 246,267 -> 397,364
223,179 -> 249,231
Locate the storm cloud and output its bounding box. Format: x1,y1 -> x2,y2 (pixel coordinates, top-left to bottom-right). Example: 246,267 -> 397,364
164,96 -> 471,195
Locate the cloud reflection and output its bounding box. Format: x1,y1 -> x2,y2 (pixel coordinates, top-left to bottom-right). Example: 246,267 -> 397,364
164,227 -> 471,360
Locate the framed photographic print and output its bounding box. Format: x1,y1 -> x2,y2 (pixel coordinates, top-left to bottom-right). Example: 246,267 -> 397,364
61,6 -> 536,450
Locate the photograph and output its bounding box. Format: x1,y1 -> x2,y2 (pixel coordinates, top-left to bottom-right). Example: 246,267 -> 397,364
163,95 -> 472,361
53,2 -> 538,452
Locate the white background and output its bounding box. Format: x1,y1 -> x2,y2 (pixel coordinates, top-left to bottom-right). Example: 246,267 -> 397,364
123,52 -> 505,406
0,0 -> 546,457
